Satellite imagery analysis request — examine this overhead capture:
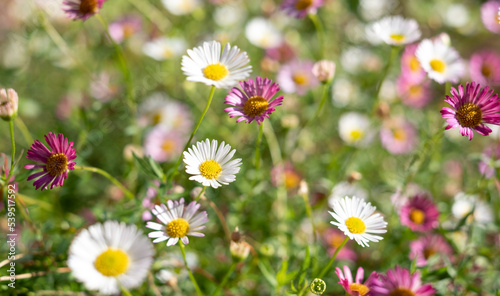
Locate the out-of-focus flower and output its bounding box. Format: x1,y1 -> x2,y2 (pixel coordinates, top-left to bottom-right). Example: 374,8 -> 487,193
478,145 -> 500,178
245,18 -> 283,49
161,0 -> 201,15
265,42 -> 296,63
340,46 -> 382,74
182,41 -> 251,89
443,4 -> 470,28
281,0 -> 324,19
0,88 -> 18,121
399,194 -> 439,232
367,15 -> 421,46
278,60 -> 319,95
144,126 -> 186,163
396,75 -> 433,108
25,132 -> 77,191
183,139 -> 242,188
400,43 -> 426,83
372,266 -> 436,296
230,228 -> 251,261
321,228 -> 357,261
142,181 -> 160,221
213,3 -> 246,27
441,82 -> 500,140
108,16 -> 142,44
89,72 -> 119,102
469,50 -> 500,86
481,1 -> 500,34
146,198 -> 208,246
331,78 -> 361,107
224,77 -> 284,124
338,112 -> 374,148
328,181 -> 368,206
63,0 -> 105,21
270,162 -> 302,190
452,192 -> 494,224
359,0 -> 397,21
143,37 -> 187,61
68,221 -> 154,295
138,93 -> 193,132
329,196 -> 387,247
409,234 -> 453,267
416,38 -> 465,84
380,117 -> 418,155
336,265 -> 379,296
312,60 -> 336,83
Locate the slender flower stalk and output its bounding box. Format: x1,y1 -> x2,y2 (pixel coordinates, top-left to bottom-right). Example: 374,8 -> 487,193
74,165 -> 134,199
7,121 -> 15,181
195,186 -> 206,201
179,241 -> 203,296
309,13 -> 325,59
119,285 -> 133,296
211,262 -> 237,296
373,46 -> 399,112
254,123 -> 264,170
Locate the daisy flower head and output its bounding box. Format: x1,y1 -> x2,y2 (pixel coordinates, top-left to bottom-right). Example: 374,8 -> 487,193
162,0 -> 201,15
336,265 -> 379,296
367,15 -> 421,46
63,0 -> 105,21
440,81 -> 500,140
245,18 -> 283,49
224,76 -> 284,124
338,112 -> 374,148
277,59 -> 319,95
25,132 -> 77,190
481,1 -> 500,33
281,0 -> 324,19
144,126 -> 186,163
108,16 -> 142,44
68,221 -> 154,295
138,92 -> 193,132
0,88 -> 18,121
399,194 -> 439,232
146,198 -> 208,246
400,43 -> 426,83
183,139 -> 242,188
415,38 -> 465,84
181,41 -> 252,89
409,234 -> 453,267
329,196 -> 388,247
452,192 -> 494,224
380,117 -> 418,155
469,50 -> 500,86
396,75 -> 433,108
143,37 -> 187,61
371,266 -> 436,296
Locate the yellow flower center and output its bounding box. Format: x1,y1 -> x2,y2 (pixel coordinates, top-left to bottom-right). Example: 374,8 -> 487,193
292,73 -> 308,86
199,160 -> 222,179
455,102 -> 483,128
409,56 -> 420,72
161,140 -> 175,152
122,24 -> 135,38
393,128 -> 407,141
153,113 -> 162,125
408,85 -> 422,96
94,248 -> 130,277
243,96 -> 269,117
163,48 -> 174,59
295,0 -> 313,10
203,63 -> 229,81
166,218 -> 190,238
390,34 -> 405,43
350,129 -> 364,141
284,171 -> 301,189
350,283 -> 370,295
79,0 -> 99,15
481,65 -> 492,78
46,153 -> 68,177
429,59 -> 446,73
424,248 -> 436,259
345,217 -> 366,234
409,208 -> 425,225
389,288 -> 416,296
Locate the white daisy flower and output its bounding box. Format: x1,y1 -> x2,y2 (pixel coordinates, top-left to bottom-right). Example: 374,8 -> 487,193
143,37 -> 187,61
183,139 -> 242,188
245,17 -> 283,49
161,0 -> 201,15
328,181 -> 368,207
138,92 -> 193,132
146,198 -> 209,246
181,41 -> 252,89
367,15 -> 421,46
338,112 -> 374,147
329,196 -> 387,247
415,38 -> 465,84
451,192 -> 494,224
67,221 -> 154,295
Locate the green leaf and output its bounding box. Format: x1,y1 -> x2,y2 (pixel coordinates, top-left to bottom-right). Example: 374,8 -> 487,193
132,153 -> 165,180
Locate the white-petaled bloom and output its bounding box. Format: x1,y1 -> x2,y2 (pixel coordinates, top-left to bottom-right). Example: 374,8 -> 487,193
367,15 -> 421,46
181,41 -> 252,89
161,0 -> 201,15
329,196 -> 387,247
183,139 -> 242,188
143,37 -> 187,61
146,198 -> 209,246
245,17 -> 283,49
416,38 -> 465,84
338,112 -> 374,147
67,221 -> 154,295
451,192 -> 494,224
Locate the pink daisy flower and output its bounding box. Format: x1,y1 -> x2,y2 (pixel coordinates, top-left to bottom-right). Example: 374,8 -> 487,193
409,234 -> 453,267
322,228 -> 357,261
440,81 -> 500,140
25,132 -> 77,190
400,44 -> 426,83
265,42 -> 296,63
396,76 -> 433,108
144,126 -> 186,163
281,0 -> 324,18
63,0 -> 106,21
108,16 -> 142,44
372,266 -> 436,296
478,145 -> 500,178
224,77 -> 284,125
481,1 -> 500,34
277,59 -> 319,95
336,265 -> 379,296
400,194 -> 439,232
380,117 -> 418,155
469,50 -> 500,86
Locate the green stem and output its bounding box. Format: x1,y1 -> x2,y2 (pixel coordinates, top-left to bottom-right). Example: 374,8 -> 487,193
211,262 -> 237,296
74,165 -> 134,200
445,81 -> 451,96
7,120 -> 15,181
119,283 -> 133,296
179,241 -> 204,296
127,0 -> 170,33
309,13 -> 325,59
195,186 -> 206,201
167,86 -> 216,185
14,117 -> 33,146
300,189 -> 316,243
372,46 -> 399,113
254,123 -> 264,170
308,82 -> 329,126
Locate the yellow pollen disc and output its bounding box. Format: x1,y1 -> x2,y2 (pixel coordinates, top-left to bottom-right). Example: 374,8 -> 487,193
203,63 -> 229,81
350,283 -> 370,295
390,34 -> 405,43
389,288 -> 416,296
94,248 -> 130,277
292,73 -> 308,86
456,102 -> 483,128
166,218 -> 190,238
424,248 -> 436,259
429,59 -> 446,73
243,96 -> 269,117
409,208 -> 425,225
79,0 -> 99,15
199,160 -> 222,179
393,129 -> 407,141
153,113 -> 162,125
481,65 -> 492,78
122,24 -> 135,38
345,217 -> 366,234
409,56 -> 420,72
295,0 -> 313,10
161,140 -> 175,152
409,85 -> 422,96
163,49 -> 174,59
46,153 -> 68,177
350,130 -> 363,141
284,171 -> 301,189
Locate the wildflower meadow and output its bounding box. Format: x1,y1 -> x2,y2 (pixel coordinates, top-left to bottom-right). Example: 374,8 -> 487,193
2,0 -> 500,295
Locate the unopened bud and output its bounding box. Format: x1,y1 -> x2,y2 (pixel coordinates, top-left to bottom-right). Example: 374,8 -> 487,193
375,101 -> 390,119
298,180 -> 309,196
230,241 -> 251,261
347,171 -> 362,183
310,278 -> 326,295
435,33 -> 451,46
312,60 -> 336,83
0,88 -> 18,121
